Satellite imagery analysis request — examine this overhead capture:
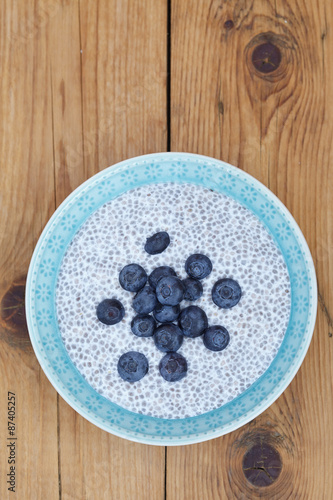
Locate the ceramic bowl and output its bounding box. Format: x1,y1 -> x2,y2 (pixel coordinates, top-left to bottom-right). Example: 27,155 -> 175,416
25,153 -> 317,445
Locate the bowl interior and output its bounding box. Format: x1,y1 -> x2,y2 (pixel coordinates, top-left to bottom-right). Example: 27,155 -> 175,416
25,153 -> 317,445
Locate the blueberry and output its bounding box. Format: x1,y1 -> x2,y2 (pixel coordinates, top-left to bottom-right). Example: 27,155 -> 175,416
96,299 -> 125,325
153,303 -> 180,323
212,278 -> 242,309
145,231 -> 170,255
154,323 -> 183,352
159,352 -> 187,382
185,253 -> 212,280
131,314 -> 156,337
156,276 -> 184,306
119,263 -> 147,292
178,305 -> 208,338
132,285 -> 157,315
182,277 -> 203,301
203,325 -> 230,351
148,266 -> 177,289
117,351 -> 148,382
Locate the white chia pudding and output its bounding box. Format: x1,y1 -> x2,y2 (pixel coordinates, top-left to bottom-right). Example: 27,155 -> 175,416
56,183 -> 291,419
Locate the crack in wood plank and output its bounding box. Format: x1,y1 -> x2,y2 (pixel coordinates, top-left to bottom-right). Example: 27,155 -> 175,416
50,63 -> 57,211
78,0 -> 86,179
57,394 -> 62,500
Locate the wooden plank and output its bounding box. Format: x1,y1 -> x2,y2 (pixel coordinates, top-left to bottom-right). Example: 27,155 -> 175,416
0,1 -> 59,499
56,1 -> 167,499
50,0 -> 87,203
168,0 -> 333,498
80,0 -> 167,174
49,2 -> 87,498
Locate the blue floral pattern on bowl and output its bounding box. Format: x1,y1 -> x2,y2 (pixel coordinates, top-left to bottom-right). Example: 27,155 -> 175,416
25,152 -> 317,446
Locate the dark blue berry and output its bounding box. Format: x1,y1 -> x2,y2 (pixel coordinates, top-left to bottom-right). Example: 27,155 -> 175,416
203,325 -> 230,351
159,352 -> 187,382
156,276 -> 184,306
131,314 -> 156,338
96,299 -> 125,325
144,231 -> 170,255
148,266 -> 177,289
178,305 -> 208,338
182,277 -> 203,301
117,351 -> 148,382
132,285 -> 157,315
185,253 -> 212,280
153,303 -> 180,323
119,263 -> 147,292
212,278 -> 242,309
154,323 -> 183,352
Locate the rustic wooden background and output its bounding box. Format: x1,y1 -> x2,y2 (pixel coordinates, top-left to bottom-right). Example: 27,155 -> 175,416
1,0 -> 332,498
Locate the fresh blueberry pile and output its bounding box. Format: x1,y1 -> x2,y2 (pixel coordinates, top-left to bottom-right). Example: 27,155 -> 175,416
96,231 -> 242,383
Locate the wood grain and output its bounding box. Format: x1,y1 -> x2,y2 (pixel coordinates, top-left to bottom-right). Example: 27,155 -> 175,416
0,0 -> 58,498
1,0 -> 332,499
54,1 -> 167,500
168,0 -> 333,498
80,0 -> 168,174
0,0 -> 166,499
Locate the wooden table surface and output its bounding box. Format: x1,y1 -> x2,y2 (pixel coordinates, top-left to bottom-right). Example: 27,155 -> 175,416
1,1 -> 332,499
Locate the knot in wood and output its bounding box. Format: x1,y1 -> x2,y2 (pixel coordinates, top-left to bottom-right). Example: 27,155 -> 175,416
245,32 -> 295,82
224,19 -> 234,30
252,42 -> 281,73
242,443 -> 282,487
0,278 -> 31,350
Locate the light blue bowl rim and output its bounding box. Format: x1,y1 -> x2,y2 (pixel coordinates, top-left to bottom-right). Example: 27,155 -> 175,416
25,152 -> 317,446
